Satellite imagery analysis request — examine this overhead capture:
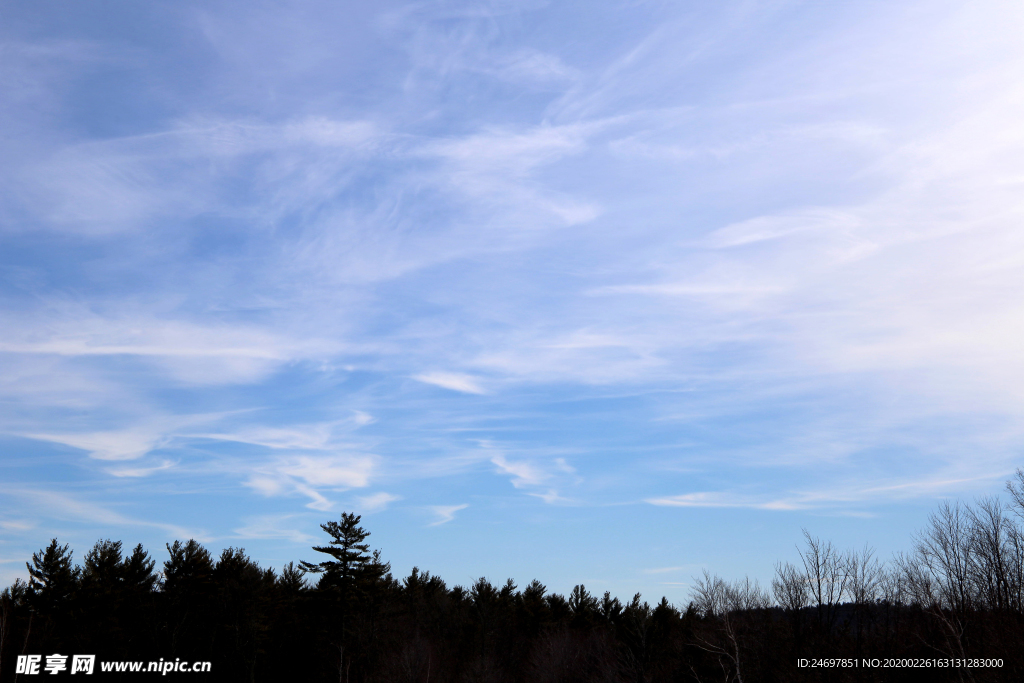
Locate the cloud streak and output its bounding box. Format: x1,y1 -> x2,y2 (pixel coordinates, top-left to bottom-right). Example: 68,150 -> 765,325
427,504 -> 468,527
413,372 -> 487,395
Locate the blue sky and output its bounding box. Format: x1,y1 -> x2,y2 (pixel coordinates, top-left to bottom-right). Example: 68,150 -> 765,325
3,0 -> 1024,601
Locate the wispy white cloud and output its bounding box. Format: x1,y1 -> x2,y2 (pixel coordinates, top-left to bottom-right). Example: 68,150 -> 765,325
427,504 -> 468,527
244,453 -> 377,510
489,49 -> 581,86
491,454 -> 547,489
292,484 -> 333,512
233,514 -> 315,544
647,492 -> 803,511
279,454 -> 375,488
413,372 -> 486,395
423,124 -> 590,177
18,411 -> 238,460
8,117 -> 382,235
527,489 -> 574,505
419,122 -> 603,227
355,492 -> 401,513
647,470 -> 1010,512
2,488 -> 200,540
24,428 -> 173,462
471,329 -> 665,386
351,411 -> 375,427
642,565 -> 698,575
192,424 -> 339,451
107,460 -> 176,478
0,307 -> 339,385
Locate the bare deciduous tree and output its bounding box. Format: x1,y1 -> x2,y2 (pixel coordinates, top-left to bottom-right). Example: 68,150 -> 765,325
899,502 -> 977,675
771,561 -> 808,612
690,571 -> 769,683
1007,468 -> 1024,518
797,531 -> 850,632
966,497 -> 1016,612
846,545 -> 882,607
910,502 -> 973,613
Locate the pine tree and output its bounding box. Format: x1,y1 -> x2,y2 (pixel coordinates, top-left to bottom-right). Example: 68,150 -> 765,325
121,544 -> 158,593
163,539 -> 214,594
163,539 -> 215,659
300,513 -> 373,589
81,539 -> 123,594
278,562 -> 308,593
26,539 -> 79,613
301,513 -> 390,683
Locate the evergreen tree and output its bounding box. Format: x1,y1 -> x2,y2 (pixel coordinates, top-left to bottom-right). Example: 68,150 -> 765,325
278,562 -> 308,593
122,544 -> 158,593
81,539 -> 123,590
80,539 -> 156,599
300,513 -> 373,589
163,539 -> 216,659
163,539 -> 214,594
1,579 -> 28,673
26,539 -> 79,614
214,548 -> 275,683
80,539 -> 127,655
300,513 -> 389,682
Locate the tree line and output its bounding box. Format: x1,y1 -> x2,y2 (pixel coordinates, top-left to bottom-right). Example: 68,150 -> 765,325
2,470 -> 1024,682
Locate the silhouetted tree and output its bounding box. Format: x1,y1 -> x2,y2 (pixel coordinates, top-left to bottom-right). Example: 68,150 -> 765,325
213,547 -> 276,682
122,543 -> 159,593
301,513 -> 372,589
22,539 -> 79,654
798,530 -> 850,635
278,562 -> 308,593
163,539 -> 216,659
26,539 -> 78,614
1008,468 -> 1024,516
568,584 -> 599,625
301,512 -> 387,682
164,539 -> 215,594
0,579 -> 28,678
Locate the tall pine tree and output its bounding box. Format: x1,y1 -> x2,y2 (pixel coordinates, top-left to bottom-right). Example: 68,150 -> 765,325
301,513 -> 390,683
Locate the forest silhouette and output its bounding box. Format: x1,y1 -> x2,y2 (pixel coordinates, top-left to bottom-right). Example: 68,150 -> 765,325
2,471 -> 1023,682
